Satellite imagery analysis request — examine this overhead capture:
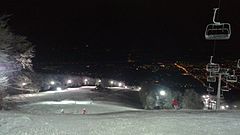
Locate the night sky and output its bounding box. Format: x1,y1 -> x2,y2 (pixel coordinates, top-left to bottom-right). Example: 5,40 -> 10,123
1,0 -> 240,64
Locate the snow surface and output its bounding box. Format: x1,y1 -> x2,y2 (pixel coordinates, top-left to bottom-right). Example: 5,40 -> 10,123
1,110 -> 240,135
1,87 -> 240,135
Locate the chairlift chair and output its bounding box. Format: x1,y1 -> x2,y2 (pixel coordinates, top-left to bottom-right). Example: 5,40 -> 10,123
226,70 -> 237,83
226,75 -> 237,83
219,68 -> 230,75
221,83 -> 231,92
207,72 -> 216,82
205,23 -> 231,40
207,84 -> 214,92
205,8 -> 231,40
206,63 -> 220,72
237,59 -> 240,69
206,56 -> 220,73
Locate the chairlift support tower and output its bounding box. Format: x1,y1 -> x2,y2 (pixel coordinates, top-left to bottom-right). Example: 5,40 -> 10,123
205,6 -> 232,110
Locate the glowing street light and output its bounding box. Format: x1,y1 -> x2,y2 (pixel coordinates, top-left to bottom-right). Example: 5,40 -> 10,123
110,81 -> 114,86
118,82 -> 123,87
22,83 -> 27,86
159,90 -> 166,96
67,80 -> 72,84
56,87 -> 62,91
50,81 -> 55,85
84,79 -> 88,85
98,79 -> 102,83
220,105 -> 226,110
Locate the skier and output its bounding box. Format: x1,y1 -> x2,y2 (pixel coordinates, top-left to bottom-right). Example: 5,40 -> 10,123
82,108 -> 86,114
60,109 -> 64,113
171,98 -> 179,110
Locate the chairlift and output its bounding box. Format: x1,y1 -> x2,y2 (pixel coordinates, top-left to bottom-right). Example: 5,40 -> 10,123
219,68 -> 229,75
205,23 -> 231,40
221,83 -> 231,92
207,84 -> 214,92
206,56 -> 220,73
226,70 -> 237,83
205,8 -> 231,40
207,72 -> 216,82
237,59 -> 240,69
226,75 -> 237,83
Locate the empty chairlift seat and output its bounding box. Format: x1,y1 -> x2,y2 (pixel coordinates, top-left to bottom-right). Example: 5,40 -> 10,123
226,70 -> 238,83
221,85 -> 231,92
205,23 -> 231,40
237,59 -> 240,69
207,84 -> 214,92
226,75 -> 237,83
207,75 -> 216,82
205,8 -> 231,40
206,63 -> 220,73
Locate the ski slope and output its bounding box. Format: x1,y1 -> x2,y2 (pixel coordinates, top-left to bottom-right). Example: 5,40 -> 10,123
1,87 -> 240,135
1,110 -> 240,135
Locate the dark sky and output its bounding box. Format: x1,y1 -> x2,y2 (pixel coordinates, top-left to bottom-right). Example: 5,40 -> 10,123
1,0 -> 240,63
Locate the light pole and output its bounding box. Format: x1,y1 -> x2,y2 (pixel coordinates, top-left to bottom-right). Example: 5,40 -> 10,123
50,81 -> 55,85
110,81 -> 114,87
22,83 -> 27,87
160,90 -> 166,96
118,82 -> 122,87
84,79 -> 88,85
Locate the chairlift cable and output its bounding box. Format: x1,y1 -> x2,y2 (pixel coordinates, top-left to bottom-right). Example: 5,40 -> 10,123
212,0 -> 222,57
217,0 -> 221,10
212,40 -> 216,56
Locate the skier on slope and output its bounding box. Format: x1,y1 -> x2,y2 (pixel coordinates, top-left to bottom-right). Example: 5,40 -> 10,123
171,98 -> 179,110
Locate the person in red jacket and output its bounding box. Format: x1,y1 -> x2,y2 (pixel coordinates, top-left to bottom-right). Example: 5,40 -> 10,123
171,98 -> 179,110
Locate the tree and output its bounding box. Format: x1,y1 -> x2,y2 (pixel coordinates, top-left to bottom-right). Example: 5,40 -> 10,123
182,89 -> 204,109
0,15 -> 35,109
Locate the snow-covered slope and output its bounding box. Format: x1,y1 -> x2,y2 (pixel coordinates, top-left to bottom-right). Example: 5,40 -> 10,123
4,86 -> 142,110
2,87 -> 240,135
1,110 -> 240,135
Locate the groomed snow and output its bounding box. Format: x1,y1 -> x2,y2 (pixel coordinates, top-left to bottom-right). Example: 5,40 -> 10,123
1,110 -> 240,135
1,87 -> 240,135
18,100 -> 139,115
